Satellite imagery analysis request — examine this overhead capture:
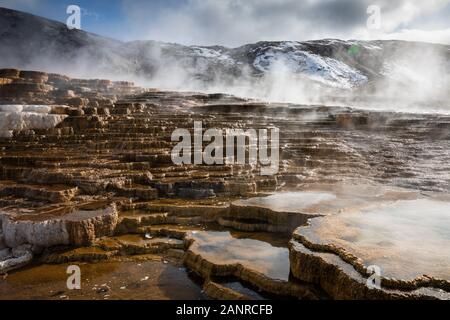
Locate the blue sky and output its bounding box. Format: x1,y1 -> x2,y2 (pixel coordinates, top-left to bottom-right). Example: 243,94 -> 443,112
0,0 -> 192,40
1,0 -> 450,46
0,0 -> 172,40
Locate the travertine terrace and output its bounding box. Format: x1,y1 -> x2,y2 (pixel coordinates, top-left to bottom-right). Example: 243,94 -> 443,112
0,68 -> 449,299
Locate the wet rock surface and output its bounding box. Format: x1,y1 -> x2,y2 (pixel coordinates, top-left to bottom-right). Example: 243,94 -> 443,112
290,195 -> 450,299
0,68 -> 449,299
0,244 -> 33,274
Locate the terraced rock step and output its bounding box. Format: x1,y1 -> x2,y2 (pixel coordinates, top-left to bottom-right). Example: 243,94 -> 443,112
1,202 -> 118,249
203,281 -> 252,300
0,181 -> 78,203
1,68 -> 450,300
228,191 -> 334,233
40,233 -> 185,264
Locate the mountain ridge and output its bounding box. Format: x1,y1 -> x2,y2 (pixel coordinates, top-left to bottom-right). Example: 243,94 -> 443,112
1,6 -> 449,106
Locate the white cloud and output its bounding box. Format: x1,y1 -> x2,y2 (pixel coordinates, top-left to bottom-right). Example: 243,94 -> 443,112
382,28 -> 450,45
120,0 -> 450,46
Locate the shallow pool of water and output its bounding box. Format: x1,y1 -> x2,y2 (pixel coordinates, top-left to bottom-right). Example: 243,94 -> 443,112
234,191 -> 336,213
299,198 -> 450,281
188,231 -> 290,281
0,259 -> 206,300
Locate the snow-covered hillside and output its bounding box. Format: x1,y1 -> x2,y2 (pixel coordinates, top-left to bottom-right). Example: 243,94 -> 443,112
251,42 -> 368,89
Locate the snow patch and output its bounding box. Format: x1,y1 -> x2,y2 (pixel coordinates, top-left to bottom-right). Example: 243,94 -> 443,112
190,46 -> 235,68
192,47 -> 225,59
253,42 -> 368,89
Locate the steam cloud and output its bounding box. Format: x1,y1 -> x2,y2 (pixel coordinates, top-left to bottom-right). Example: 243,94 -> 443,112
0,3 -> 449,113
